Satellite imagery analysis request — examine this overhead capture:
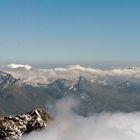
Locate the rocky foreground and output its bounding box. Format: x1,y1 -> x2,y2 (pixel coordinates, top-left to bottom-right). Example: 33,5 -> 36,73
0,109 -> 53,140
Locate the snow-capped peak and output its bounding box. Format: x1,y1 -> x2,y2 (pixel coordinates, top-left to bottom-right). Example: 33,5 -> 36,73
0,108 -> 53,139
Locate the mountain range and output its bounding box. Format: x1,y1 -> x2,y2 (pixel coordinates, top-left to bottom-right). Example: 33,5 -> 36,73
1,68 -> 140,117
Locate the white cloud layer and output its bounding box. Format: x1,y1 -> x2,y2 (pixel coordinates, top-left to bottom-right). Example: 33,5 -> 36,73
23,98 -> 140,140
4,64 -> 140,85
7,64 -> 32,70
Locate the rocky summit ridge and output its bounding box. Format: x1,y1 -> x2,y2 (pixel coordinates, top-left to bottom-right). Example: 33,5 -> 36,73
0,108 -> 53,140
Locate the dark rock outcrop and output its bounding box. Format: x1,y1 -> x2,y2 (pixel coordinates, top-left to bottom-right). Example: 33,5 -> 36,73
0,109 -> 53,140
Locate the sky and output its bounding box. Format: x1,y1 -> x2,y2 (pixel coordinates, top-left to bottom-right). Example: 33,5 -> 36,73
0,0 -> 140,64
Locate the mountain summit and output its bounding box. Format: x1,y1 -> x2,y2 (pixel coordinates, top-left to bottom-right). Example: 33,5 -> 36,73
0,108 -> 53,139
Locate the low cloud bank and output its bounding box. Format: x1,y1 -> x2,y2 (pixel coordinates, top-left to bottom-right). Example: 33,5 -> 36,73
23,98 -> 140,140
4,64 -> 140,84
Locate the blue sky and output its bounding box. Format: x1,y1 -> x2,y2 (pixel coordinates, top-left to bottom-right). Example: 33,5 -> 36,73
0,0 -> 140,64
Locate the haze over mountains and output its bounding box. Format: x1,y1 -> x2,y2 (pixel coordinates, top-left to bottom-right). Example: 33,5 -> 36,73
3,63 -> 140,84
1,64 -> 140,117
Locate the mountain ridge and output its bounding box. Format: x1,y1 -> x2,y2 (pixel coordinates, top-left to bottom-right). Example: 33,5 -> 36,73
0,108 -> 52,139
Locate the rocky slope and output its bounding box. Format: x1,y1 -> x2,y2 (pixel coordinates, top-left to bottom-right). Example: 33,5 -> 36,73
0,71 -> 53,116
0,71 -> 18,90
0,108 -> 53,140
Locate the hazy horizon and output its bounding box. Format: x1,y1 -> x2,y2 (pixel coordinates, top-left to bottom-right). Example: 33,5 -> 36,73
1,61 -> 140,69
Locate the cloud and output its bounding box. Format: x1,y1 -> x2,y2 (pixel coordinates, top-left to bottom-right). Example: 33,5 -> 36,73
3,64 -> 140,85
23,98 -> 140,140
7,64 -> 32,70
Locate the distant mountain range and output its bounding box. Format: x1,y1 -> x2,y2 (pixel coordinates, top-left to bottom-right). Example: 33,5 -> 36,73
1,69 -> 140,117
